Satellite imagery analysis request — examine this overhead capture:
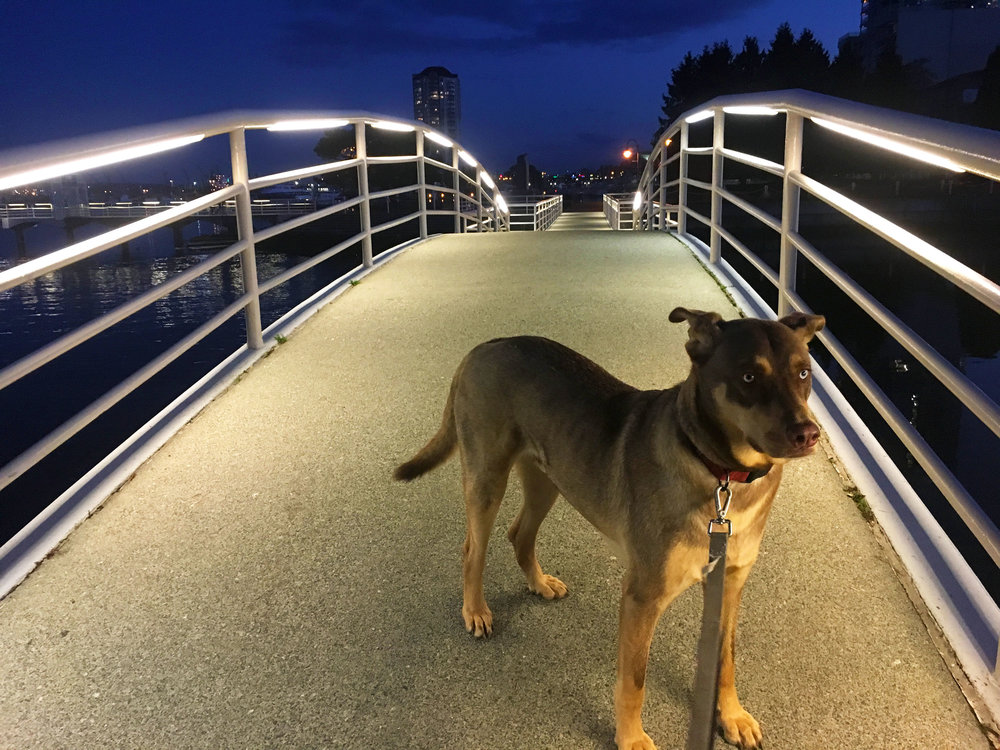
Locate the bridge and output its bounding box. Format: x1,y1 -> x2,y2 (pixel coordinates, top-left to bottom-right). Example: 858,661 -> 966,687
1,199 -> 333,255
0,200 -> 324,227
1,96 -> 999,748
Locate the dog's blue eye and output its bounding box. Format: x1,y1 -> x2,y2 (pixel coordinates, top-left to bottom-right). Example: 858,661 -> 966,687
799,369 -> 810,380
742,373 -> 755,383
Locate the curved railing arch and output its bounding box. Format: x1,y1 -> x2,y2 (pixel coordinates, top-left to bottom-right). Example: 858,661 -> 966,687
0,111 -> 507,594
631,89 -> 1000,718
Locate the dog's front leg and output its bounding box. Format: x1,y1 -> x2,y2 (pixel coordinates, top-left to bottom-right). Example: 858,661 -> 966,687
716,563 -> 762,749
614,572 -> 676,750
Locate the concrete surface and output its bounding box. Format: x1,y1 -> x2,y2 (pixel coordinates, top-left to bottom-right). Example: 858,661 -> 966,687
548,211 -> 611,231
0,230 -> 989,749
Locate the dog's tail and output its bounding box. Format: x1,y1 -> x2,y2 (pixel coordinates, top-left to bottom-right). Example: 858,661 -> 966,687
393,378 -> 458,482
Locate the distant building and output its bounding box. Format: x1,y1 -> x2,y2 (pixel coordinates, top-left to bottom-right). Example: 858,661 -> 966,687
412,66 -> 461,140
856,0 -> 1000,82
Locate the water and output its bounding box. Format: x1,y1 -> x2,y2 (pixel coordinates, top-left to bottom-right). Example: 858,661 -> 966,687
0,217 -> 359,545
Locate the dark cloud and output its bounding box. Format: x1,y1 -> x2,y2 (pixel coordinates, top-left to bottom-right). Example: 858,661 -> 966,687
278,0 -> 771,60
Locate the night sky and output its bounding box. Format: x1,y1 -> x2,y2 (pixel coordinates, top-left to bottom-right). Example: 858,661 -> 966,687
2,0 -> 859,177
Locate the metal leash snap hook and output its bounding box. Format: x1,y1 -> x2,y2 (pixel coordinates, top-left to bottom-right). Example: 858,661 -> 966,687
710,477 -> 733,537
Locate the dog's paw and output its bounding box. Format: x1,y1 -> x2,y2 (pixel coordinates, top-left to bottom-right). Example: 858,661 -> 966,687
615,729 -> 658,750
462,604 -> 493,637
718,707 -> 762,749
529,573 -> 568,599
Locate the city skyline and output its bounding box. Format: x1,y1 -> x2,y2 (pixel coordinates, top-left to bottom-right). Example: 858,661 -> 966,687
2,1 -> 860,175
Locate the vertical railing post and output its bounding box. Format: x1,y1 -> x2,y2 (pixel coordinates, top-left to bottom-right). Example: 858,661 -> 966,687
658,147 -> 667,232
452,149 -> 462,234
475,166 -> 484,233
228,128 -> 264,350
645,168 -> 654,230
779,112 -> 803,317
355,123 -> 373,267
710,110 -> 724,264
416,130 -> 428,239
678,122 -> 689,237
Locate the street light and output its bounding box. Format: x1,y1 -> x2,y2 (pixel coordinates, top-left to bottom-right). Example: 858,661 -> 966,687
621,139 -> 644,187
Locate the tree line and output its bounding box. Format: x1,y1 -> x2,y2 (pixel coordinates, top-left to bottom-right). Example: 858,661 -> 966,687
656,23 -> 1000,142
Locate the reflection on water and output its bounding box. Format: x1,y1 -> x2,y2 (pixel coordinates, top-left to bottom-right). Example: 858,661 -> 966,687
0,219 -> 355,546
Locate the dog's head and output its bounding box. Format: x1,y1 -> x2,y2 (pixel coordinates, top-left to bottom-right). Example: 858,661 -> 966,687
669,307 -> 826,465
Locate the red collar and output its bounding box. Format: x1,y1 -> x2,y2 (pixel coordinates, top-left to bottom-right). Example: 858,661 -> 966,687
697,455 -> 772,484
684,435 -> 773,484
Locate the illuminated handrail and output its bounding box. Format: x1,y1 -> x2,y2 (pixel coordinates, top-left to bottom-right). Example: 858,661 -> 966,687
503,195 -> 563,231
1,200 -> 336,221
603,192 -> 638,230
0,112 -> 507,594
633,89 -> 1000,705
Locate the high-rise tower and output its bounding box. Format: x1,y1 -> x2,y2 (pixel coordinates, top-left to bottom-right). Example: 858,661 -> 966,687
857,0 -> 1000,79
412,67 -> 461,140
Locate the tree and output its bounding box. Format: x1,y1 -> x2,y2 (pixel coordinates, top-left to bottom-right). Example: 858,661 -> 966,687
658,42 -> 735,129
653,20 -> 968,142
973,45 -> 1000,130
758,24 -> 829,91
829,39 -> 866,101
733,37 -> 764,92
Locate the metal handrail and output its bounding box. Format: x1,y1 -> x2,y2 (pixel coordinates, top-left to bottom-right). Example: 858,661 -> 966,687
603,192 -> 637,230
633,89 -> 1000,703
0,112 -> 508,586
503,195 -> 563,230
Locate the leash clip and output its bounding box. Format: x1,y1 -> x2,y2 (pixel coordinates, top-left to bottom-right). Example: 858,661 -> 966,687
710,477 -> 734,537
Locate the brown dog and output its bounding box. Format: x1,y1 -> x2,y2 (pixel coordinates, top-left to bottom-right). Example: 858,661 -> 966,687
394,307 -> 825,749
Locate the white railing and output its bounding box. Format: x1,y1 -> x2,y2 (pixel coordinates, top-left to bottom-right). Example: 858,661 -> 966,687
603,192 -> 638,229
0,203 -> 55,228
2,200 -> 340,225
504,194 -> 563,230
0,110 -> 507,595
633,89 -> 1000,718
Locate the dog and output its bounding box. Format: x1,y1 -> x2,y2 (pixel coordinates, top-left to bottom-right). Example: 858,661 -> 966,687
393,307 -> 825,749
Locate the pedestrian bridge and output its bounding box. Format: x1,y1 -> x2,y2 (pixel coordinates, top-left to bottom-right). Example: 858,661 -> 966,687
1,93 -> 999,748
0,226 -> 989,748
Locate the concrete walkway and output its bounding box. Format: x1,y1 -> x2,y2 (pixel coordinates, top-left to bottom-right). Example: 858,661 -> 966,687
0,231 -> 989,749
549,210 -> 611,230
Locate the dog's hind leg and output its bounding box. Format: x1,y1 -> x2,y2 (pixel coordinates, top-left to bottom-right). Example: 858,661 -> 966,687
508,459 -> 567,600
460,461 -> 510,638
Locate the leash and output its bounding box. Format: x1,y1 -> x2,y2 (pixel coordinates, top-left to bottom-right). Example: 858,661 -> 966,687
685,476 -> 733,750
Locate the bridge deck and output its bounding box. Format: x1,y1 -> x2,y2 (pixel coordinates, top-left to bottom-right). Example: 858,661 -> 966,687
0,224 -> 988,749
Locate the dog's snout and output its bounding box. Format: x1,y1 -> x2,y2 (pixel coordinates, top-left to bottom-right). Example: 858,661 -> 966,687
788,421 -> 820,451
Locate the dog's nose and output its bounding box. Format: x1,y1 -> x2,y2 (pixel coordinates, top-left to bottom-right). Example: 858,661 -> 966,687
788,421 -> 820,450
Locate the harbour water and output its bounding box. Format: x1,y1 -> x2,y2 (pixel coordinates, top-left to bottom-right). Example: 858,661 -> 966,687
0,217 -> 357,545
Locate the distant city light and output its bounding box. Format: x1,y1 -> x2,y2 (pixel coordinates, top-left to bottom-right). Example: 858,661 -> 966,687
622,149 -> 634,160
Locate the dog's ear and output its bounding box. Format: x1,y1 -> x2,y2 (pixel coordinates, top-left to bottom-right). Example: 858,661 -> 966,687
669,307 -> 724,362
779,312 -> 826,343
